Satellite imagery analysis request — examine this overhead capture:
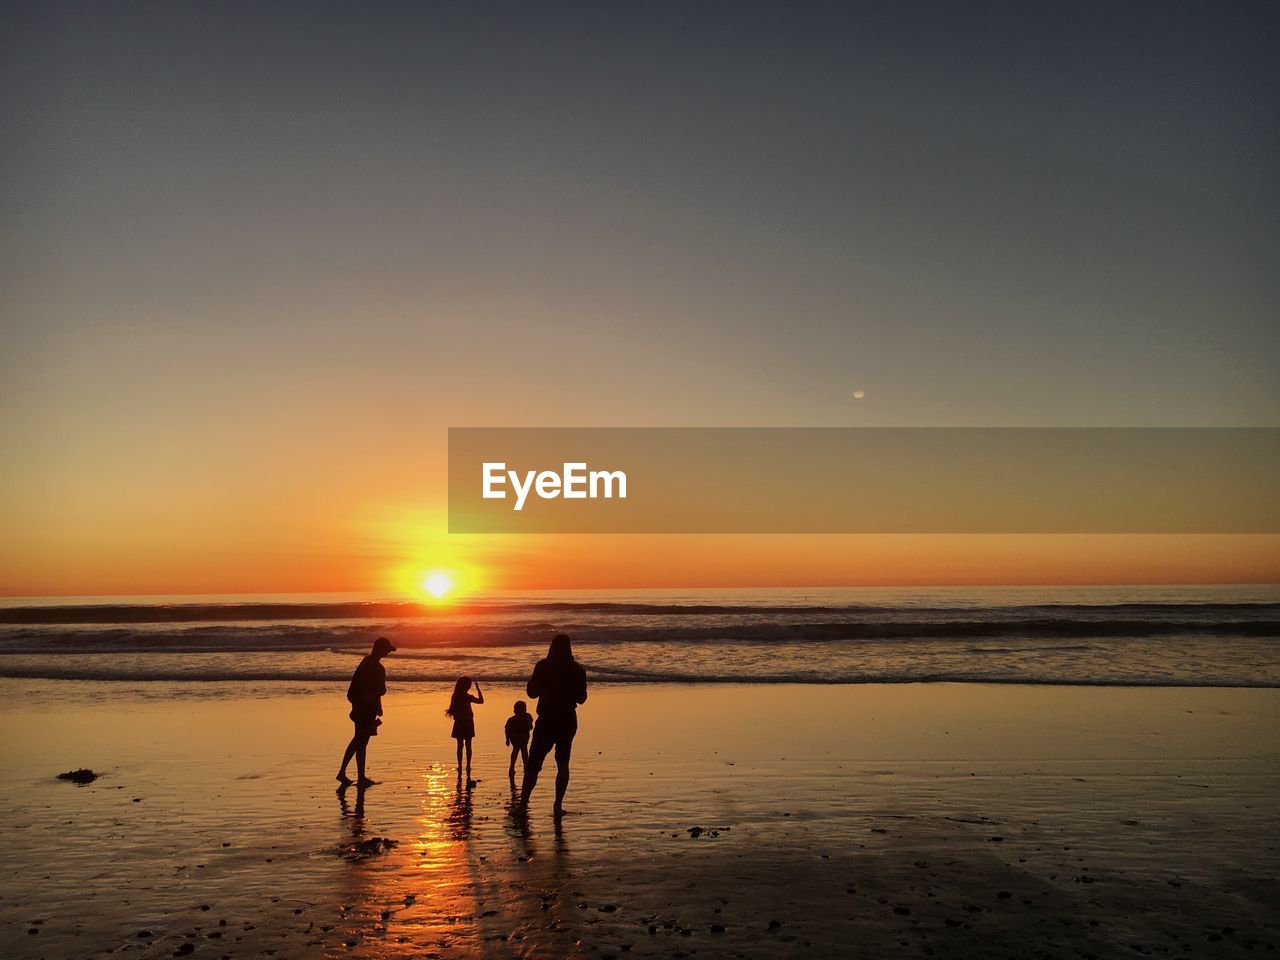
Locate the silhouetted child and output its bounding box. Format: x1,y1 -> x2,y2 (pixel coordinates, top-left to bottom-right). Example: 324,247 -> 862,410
446,676 -> 484,777
504,700 -> 534,777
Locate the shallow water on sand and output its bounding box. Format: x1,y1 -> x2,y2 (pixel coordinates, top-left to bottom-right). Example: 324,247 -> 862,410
2,683 -> 1278,958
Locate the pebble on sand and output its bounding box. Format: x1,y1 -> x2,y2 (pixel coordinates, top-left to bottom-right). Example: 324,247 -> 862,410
57,768 -> 99,784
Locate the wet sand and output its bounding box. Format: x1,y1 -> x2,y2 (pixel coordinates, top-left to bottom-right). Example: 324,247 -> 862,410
2,681 -> 1278,958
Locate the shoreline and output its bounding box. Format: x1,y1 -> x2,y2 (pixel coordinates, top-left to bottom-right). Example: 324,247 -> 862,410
4,671 -> 1280,689
3,682 -> 1277,958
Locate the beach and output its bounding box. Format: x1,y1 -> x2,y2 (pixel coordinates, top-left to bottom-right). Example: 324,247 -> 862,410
3,680 -> 1277,958
7,2 -> 1277,956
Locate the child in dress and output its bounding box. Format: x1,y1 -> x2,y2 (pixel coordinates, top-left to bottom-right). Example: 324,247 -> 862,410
446,676 -> 484,777
504,700 -> 534,778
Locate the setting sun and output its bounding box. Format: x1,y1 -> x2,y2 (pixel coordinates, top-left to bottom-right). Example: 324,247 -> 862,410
421,571 -> 453,599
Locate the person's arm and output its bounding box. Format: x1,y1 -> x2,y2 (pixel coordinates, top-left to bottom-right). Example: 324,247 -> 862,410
526,663 -> 543,700
575,666 -> 588,705
471,682 -> 484,704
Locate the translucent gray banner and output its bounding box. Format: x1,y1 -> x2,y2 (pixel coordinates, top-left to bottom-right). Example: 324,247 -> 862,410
447,428 -> 1279,533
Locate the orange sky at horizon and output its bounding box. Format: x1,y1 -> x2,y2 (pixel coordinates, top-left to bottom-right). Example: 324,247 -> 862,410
4,5 -> 1277,599
4,420 -> 1278,596
2,509 -> 1277,598
3,391 -> 1277,598
4,384 -> 1277,597
2,414 -> 1280,599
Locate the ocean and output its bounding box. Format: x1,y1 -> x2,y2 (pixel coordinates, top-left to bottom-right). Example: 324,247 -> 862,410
2,585 -> 1277,689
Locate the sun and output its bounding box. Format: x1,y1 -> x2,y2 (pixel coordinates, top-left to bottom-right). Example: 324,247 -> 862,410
421,571 -> 453,599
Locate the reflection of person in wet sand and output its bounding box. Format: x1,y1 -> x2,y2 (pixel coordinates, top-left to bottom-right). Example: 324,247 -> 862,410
447,768 -> 475,840
338,781 -> 367,824
337,636 -> 395,788
518,634 -> 588,818
446,676 -> 484,778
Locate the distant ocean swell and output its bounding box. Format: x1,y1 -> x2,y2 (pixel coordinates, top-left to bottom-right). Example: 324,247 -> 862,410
2,600 -> 1277,624
1,593 -> 1277,688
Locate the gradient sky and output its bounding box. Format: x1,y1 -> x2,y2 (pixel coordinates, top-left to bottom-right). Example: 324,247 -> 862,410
2,2 -> 1277,596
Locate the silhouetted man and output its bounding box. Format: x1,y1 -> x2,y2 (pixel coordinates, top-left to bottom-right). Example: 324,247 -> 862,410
519,634 -> 588,817
337,635 -> 395,788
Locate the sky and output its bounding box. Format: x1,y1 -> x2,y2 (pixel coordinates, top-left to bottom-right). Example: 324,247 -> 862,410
1,1 -> 1277,596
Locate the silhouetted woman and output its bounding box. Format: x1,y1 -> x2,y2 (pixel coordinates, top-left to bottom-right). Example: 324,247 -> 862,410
518,634 -> 588,818
447,676 -> 484,777
338,635 -> 395,788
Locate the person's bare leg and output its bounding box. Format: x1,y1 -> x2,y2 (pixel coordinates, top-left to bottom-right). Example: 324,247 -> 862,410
356,737 -> 376,787
337,737 -> 358,785
519,762 -> 539,808
519,744 -> 528,770
508,745 -> 518,778
553,756 -> 570,818
456,739 -> 463,770
464,739 -> 473,778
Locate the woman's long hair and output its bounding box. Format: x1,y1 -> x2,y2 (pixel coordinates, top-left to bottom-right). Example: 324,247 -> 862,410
547,634 -> 575,664
446,676 -> 472,717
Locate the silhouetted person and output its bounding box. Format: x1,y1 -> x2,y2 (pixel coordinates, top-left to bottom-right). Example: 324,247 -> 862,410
505,700 -> 534,778
337,636 -> 395,787
519,634 -> 588,818
447,676 -> 484,778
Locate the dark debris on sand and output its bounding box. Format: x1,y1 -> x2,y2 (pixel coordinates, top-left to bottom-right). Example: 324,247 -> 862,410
57,768 -> 99,784
686,825 -> 731,839
341,836 -> 399,860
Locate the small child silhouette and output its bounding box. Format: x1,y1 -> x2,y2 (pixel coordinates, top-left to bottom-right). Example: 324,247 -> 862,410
446,676 -> 484,779
504,700 -> 534,778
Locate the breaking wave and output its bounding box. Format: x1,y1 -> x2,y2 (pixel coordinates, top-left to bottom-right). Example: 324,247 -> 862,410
2,599 -> 1277,625
1,589 -> 1277,687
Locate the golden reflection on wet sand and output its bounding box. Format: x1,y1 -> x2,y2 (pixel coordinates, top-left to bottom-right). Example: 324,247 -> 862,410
327,762 -> 583,957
